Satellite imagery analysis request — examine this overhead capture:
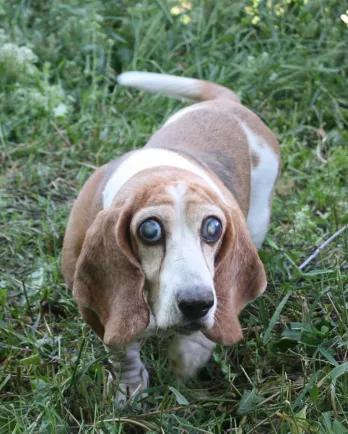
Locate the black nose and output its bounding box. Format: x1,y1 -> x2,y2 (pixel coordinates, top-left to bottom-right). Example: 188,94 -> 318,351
178,297 -> 214,321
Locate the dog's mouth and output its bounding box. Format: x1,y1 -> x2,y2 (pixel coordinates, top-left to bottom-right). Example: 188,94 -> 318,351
175,321 -> 205,335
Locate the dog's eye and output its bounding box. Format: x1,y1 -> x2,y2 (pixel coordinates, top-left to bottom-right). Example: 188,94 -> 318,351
201,217 -> 222,243
139,219 -> 162,243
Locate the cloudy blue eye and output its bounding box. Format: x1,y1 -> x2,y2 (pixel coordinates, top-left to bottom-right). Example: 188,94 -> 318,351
139,219 -> 162,244
202,217 -> 222,243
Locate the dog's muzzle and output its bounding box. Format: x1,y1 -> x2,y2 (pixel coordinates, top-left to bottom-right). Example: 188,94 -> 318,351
175,286 -> 214,333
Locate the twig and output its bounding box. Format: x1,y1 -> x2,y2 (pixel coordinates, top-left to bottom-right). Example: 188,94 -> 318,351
299,226 -> 347,270
50,120 -> 71,146
246,412 -> 279,434
21,281 -> 33,317
331,383 -> 338,419
132,404 -> 196,418
316,141 -> 327,163
111,418 -> 154,430
257,390 -> 281,407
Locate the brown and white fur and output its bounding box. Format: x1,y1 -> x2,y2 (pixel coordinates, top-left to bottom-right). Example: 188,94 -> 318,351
62,72 -> 280,406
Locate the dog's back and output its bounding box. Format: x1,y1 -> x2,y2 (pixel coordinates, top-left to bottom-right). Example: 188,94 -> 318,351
118,71 -> 280,226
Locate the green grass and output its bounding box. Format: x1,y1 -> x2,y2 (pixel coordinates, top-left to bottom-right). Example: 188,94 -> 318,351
0,0 -> 347,432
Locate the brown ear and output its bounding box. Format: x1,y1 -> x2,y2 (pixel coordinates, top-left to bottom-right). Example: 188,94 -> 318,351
73,207 -> 149,346
204,208 -> 267,346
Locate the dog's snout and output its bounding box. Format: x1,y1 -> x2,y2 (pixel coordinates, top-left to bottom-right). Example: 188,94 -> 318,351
178,299 -> 214,320
177,290 -> 214,321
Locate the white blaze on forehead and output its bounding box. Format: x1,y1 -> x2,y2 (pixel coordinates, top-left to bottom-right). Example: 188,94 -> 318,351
167,183 -> 187,225
155,183 -> 216,329
103,148 -> 225,209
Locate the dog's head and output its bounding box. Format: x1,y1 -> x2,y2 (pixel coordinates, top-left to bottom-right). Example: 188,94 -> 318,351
73,167 -> 266,346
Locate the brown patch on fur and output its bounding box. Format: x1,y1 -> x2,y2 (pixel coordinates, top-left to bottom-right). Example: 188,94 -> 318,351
199,80 -> 241,103
72,205 -> 149,346
182,182 -> 267,346
251,151 -> 260,168
204,200 -> 267,346
62,165 -> 107,289
62,157 -> 128,289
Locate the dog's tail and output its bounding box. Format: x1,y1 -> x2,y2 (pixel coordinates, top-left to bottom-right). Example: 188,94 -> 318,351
117,71 -> 240,103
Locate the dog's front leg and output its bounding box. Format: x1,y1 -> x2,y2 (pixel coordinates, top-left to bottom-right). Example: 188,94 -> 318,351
167,332 -> 216,380
105,341 -> 149,407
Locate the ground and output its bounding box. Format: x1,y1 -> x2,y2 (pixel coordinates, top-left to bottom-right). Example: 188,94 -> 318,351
0,0 -> 347,433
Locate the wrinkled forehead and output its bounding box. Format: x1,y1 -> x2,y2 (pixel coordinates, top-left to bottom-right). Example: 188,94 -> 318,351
167,182 -> 224,218
131,179 -> 225,227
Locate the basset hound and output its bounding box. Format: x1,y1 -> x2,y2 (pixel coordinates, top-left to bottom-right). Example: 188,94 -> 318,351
62,72 -> 280,406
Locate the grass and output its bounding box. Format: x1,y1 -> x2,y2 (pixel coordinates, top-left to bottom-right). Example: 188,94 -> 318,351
0,0 -> 347,432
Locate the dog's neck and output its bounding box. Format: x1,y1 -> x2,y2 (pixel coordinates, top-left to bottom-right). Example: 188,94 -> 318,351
102,148 -> 225,209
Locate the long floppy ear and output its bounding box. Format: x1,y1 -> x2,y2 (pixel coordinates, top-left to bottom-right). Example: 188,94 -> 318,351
73,207 -> 149,346
205,208 -> 267,346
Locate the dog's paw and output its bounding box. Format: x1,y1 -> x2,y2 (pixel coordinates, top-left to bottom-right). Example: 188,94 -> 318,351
108,367 -> 149,408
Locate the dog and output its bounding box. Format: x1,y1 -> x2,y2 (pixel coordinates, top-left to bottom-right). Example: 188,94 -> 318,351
62,72 -> 280,406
